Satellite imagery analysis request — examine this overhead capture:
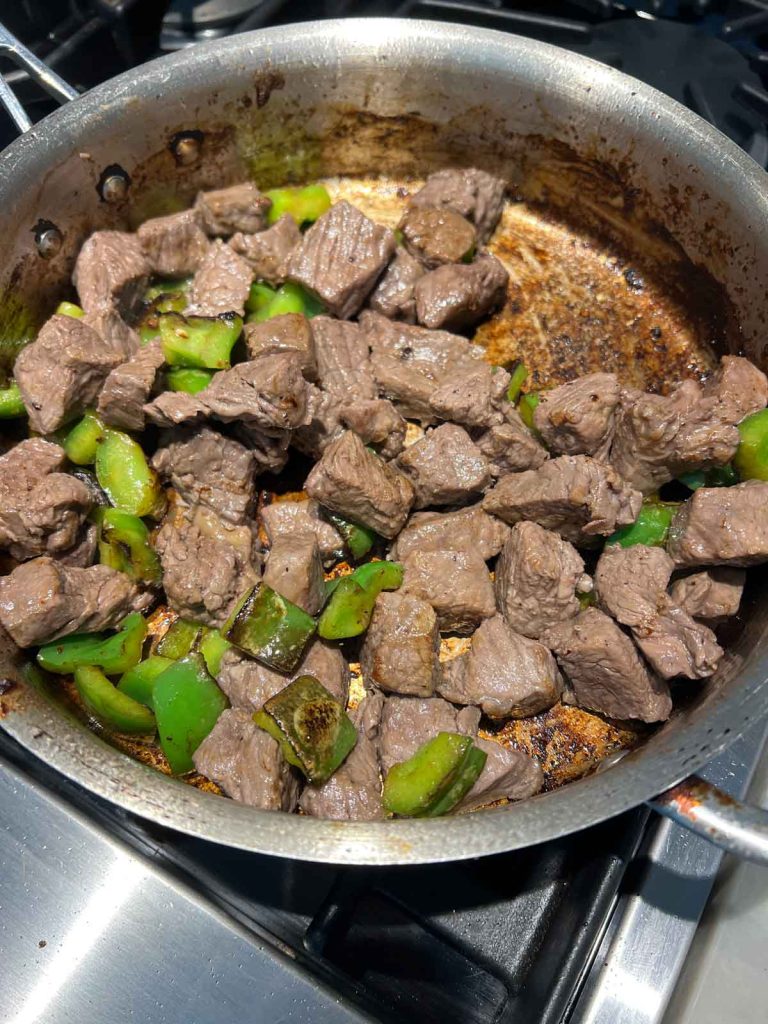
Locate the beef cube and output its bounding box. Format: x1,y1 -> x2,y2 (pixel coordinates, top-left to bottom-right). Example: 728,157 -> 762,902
57,523 -> 99,568
402,547 -> 495,633
475,407 -> 549,476
595,544 -> 722,680
152,426 -> 255,525
669,568 -> 745,623
400,207 -> 476,268
193,709 -> 300,811
186,240 -> 253,316
429,362 -> 510,429
397,423 -> 491,508
368,247 -> 424,322
263,533 -> 324,614
667,481 -> 768,567
300,692 -> 385,821
236,424 -> 292,476
494,522 -> 589,639
143,389 -> 205,428
137,209 -> 210,277
305,430 -> 414,538
292,384 -> 344,459
379,695 -> 481,774
457,739 -> 544,811
310,316 -> 377,400
391,503 -> 510,561
286,201 -> 396,319
702,354 -> 768,423
243,313 -> 316,380
439,614 -> 562,718
84,308 -> 141,361
0,556 -> 143,647
533,372 -> 620,458
229,215 -> 301,283
0,438 -> 93,561
73,230 -> 149,315
97,339 -> 165,431
340,399 -> 406,460
483,454 -> 642,544
409,168 -> 506,243
414,252 -> 508,332
195,183 -> 271,236
261,499 -> 344,565
15,314 -> 124,433
361,591 -> 440,697
542,607 -> 672,723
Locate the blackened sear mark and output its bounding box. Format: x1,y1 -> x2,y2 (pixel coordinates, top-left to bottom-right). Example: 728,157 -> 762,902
254,68 -> 285,109
624,268 -> 645,291
0,677 -> 17,696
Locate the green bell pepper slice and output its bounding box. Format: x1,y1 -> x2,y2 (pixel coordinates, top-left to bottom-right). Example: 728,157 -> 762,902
678,463 -> 739,490
166,367 -> 215,394
506,362 -> 528,404
95,428 -> 166,518
323,511 -> 378,561
253,674 -> 357,784
75,664 -> 156,734
223,583 -> 317,673
605,498 -> 679,549
159,311 -> 242,370
37,613 -> 148,676
518,391 -> 540,430
265,184 -> 331,227
155,618 -> 203,660
245,281 -> 277,316
63,410 -> 105,465
383,732 -> 488,817
153,651 -> 229,774
94,507 -> 162,585
117,655 -> 174,708
0,381 -> 26,419
200,629 -> 231,677
144,278 -> 191,304
139,290 -> 188,343
247,282 -> 324,324
734,408 -> 768,482
318,561 -> 404,640
55,301 -> 85,318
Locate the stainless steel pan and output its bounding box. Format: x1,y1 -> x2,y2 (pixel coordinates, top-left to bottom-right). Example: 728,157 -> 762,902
0,18 -> 767,865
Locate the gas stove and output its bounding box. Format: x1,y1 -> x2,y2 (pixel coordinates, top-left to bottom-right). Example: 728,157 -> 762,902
1,5 -> 767,1024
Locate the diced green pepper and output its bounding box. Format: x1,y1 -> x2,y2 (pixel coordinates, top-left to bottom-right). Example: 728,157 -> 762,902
144,278 -> 191,304
95,428 -> 166,518
75,665 -> 156,734
578,589 -> 596,610
0,381 -> 26,419
247,282 -> 324,324
518,391 -> 540,430
605,498 -> 679,549
138,290 -> 188,344
245,281 -> 277,316
253,674 -> 356,783
153,652 -> 229,774
166,367 -> 215,394
506,362 -> 528,404
223,583 -> 316,673
159,311 -> 242,370
155,618 -> 203,660
117,655 -> 174,708
95,507 -> 162,585
38,613 -> 148,676
383,732 -> 487,817
318,561 -> 404,640
461,243 -> 477,264
678,463 -> 739,490
63,410 -> 105,465
323,511 -> 378,561
265,184 -> 331,227
734,408 -> 768,482
200,629 -> 231,677
55,301 -> 84,318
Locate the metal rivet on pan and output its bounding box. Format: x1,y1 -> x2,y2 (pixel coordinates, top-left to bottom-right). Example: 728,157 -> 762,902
97,164 -> 131,203
169,130 -> 203,167
33,220 -> 63,259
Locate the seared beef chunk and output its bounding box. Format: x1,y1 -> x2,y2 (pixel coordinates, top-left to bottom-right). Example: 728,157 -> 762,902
57,523 -> 99,568
311,316 -> 377,400
402,547 -> 496,633
542,607 -> 672,723
195,183 -> 272,236
702,354 -> 768,423
340,399 -> 406,461
409,168 -> 506,243
84,308 -> 141,361
400,207 -> 477,268
97,340 -> 165,431
237,424 -> 292,476
300,692 -> 385,821
217,639 -> 349,712
391,504 -> 510,562
286,201 -> 396,319
483,454 -> 642,544
229,215 -> 301,283
397,423 -> 491,508
292,384 -> 344,458
669,568 -> 745,623
186,240 -> 253,316
379,695 -> 481,773
137,210 -> 210,277
368,247 -> 424,322
263,533 -> 325,614
152,426 -> 255,526
475,407 -> 549,476
15,314 -> 124,434
0,438 -> 93,561
494,522 -> 589,639
429,362 -> 510,429
305,430 -> 414,538
595,544 -> 722,680
0,557 -> 143,647
261,499 -> 344,565
667,481 -> 768,567
73,230 -> 149,315
414,252 -> 509,332
193,709 -> 300,811
243,313 -> 317,380
360,591 -> 440,697
533,372 -> 620,458
458,738 -> 544,811
145,389 -> 206,427
438,614 -> 562,718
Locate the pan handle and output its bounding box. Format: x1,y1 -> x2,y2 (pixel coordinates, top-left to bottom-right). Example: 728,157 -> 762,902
0,22 -> 78,135
648,776 -> 768,864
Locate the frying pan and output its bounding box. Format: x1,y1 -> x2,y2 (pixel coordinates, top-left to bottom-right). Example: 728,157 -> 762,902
0,18 -> 767,866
